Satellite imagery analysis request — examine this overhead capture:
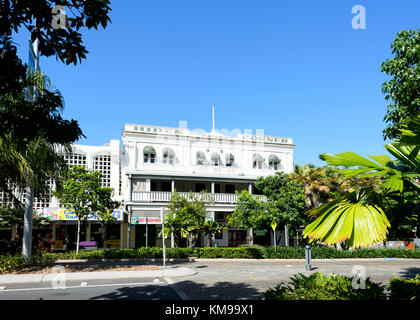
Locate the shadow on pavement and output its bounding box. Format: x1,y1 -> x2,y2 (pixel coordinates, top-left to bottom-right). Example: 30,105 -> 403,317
399,267 -> 420,279
174,280 -> 262,300
89,284 -> 181,300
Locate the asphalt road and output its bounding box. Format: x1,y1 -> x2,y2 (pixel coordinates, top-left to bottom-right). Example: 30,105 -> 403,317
0,277 -> 181,300
1,259 -> 419,300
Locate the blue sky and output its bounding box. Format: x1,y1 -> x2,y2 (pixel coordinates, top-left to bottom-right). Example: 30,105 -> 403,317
13,0 -> 420,166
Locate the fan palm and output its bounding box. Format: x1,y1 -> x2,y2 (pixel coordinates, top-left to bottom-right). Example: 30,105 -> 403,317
303,190 -> 390,248
303,114 -> 420,248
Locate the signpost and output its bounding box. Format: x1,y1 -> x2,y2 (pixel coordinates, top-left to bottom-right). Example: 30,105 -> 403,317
271,221 -> 277,248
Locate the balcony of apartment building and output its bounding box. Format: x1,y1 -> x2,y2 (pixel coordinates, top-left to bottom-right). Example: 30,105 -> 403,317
129,178 -> 265,204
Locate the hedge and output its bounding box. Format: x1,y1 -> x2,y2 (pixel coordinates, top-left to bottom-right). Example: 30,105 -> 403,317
262,247 -> 420,259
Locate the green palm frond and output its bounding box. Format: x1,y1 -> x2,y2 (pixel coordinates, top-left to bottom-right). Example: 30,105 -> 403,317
320,152 -> 404,192
303,192 -> 390,249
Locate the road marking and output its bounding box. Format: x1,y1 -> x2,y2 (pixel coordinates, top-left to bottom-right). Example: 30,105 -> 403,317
164,277 -> 190,300
0,281 -> 162,293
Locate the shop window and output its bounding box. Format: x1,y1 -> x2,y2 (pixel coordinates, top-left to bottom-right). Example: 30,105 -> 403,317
105,224 -> 120,248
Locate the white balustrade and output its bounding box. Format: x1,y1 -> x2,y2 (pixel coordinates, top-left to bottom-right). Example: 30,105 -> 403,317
131,191 -> 241,203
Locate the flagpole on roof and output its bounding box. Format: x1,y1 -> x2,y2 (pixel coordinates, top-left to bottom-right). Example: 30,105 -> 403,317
212,104 -> 215,133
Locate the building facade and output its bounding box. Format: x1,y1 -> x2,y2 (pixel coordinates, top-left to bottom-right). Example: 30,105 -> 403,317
0,123 -> 295,249
121,124 -> 295,248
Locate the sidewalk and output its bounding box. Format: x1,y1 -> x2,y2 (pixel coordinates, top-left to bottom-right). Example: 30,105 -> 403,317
0,266 -> 197,285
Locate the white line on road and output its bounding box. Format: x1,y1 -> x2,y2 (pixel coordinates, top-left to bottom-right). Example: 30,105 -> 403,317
164,277 -> 190,300
0,281 -> 162,293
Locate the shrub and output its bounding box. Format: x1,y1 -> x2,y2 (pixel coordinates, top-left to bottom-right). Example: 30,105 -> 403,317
0,253 -> 55,274
193,247 -> 263,259
261,272 -> 386,300
388,274 -> 420,300
262,246 -> 420,259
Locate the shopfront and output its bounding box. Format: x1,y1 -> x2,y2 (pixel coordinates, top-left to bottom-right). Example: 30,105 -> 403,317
131,216 -> 162,248
40,208 -> 126,250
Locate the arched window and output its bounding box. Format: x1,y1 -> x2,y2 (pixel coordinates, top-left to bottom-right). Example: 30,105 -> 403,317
225,153 -> 234,167
252,153 -> 264,169
143,146 -> 156,163
196,151 -> 205,165
211,152 -> 220,166
268,154 -> 281,170
162,147 -> 175,165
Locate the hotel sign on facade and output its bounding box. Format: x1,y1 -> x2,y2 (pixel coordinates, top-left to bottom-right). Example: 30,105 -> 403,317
131,217 -> 162,224
124,124 -> 293,145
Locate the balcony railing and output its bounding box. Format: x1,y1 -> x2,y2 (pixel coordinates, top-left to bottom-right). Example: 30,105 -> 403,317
131,191 -> 265,204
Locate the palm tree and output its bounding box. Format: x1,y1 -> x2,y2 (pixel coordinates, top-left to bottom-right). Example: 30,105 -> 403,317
0,69 -> 74,258
303,114 -> 420,249
202,220 -> 225,247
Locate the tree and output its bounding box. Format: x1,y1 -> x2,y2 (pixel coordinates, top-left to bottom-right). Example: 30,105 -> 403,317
255,172 -> 308,231
1,1 -> 112,257
1,0 -> 111,96
303,188 -> 390,248
304,114 -> 420,248
54,166 -> 119,253
289,164 -> 382,209
228,173 -> 307,246
382,29 -> 420,140
202,220 -> 225,247
0,68 -> 80,258
163,192 -> 213,247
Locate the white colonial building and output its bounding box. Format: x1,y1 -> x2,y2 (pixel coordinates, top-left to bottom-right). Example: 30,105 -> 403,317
121,123 -> 295,247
